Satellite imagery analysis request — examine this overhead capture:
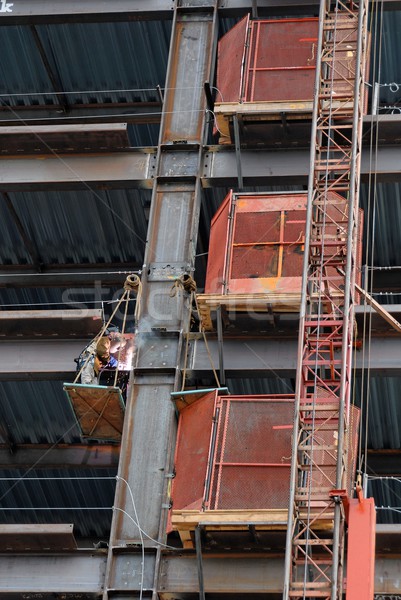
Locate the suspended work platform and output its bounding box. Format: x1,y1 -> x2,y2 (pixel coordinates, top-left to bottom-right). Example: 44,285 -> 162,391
64,383 -> 125,442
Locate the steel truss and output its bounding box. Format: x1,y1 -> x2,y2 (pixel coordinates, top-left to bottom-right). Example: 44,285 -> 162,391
283,1 -> 369,599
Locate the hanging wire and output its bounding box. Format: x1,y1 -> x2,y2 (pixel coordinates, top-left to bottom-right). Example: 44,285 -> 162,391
0,476 -> 115,481
116,476 -> 145,600
359,0 -> 384,481
0,84 -> 217,99
0,269 -> 139,279
115,476 -> 177,549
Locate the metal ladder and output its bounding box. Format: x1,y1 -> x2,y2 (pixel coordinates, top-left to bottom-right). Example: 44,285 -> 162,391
283,1 -> 369,599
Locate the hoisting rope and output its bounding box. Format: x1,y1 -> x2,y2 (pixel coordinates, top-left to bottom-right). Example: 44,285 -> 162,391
73,274 -> 142,386
124,273 -> 142,321
169,273 -> 197,297
170,274 -> 221,390
113,288 -> 131,388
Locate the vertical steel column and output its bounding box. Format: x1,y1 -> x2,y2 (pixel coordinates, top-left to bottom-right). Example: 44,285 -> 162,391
102,3 -> 218,598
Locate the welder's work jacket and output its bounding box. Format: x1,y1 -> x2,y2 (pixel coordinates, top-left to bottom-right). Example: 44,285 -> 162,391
81,346 -> 118,385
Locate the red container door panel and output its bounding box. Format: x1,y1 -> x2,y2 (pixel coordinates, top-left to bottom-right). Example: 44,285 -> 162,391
244,19 -> 318,102
281,209 -> 306,277
251,20 -> 319,69
209,398 -> 293,510
205,192 -> 232,294
205,192 -> 362,299
214,465 -> 291,510
228,198 -> 306,292
252,70 -> 316,103
216,15 -> 249,103
219,399 -> 293,463
231,245 -> 279,280
171,391 -> 217,511
232,210 -> 281,244
282,246 -> 304,278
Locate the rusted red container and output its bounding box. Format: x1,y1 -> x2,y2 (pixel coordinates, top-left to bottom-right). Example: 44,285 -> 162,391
205,191 -> 307,298
217,16 -> 368,107
170,390 -> 360,518
217,16 -> 319,104
204,191 -> 363,303
171,391 -> 294,513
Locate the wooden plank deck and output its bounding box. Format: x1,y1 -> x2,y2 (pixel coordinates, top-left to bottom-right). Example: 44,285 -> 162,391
64,383 -> 125,442
171,508 -> 334,548
214,100 -> 354,144
197,292 -> 302,331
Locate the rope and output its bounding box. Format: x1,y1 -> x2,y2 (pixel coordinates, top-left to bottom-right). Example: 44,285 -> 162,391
169,274 -> 198,390
181,294 -> 193,391
170,273 -> 197,297
169,274 -> 221,390
113,290 -> 131,388
73,291 -> 130,384
73,274 -> 140,386
193,294 -> 221,389
124,273 -> 142,321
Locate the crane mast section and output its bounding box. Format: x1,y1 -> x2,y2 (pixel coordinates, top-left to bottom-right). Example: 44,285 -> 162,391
283,1 -> 370,599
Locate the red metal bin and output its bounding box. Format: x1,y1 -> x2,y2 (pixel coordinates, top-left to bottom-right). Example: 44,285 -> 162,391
214,16 -> 369,143
169,389 -> 360,543
171,391 -> 294,514
197,191 -> 363,330
217,17 -> 319,105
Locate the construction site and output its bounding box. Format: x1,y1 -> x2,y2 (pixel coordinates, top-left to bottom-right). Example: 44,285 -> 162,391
1,0 -> 401,598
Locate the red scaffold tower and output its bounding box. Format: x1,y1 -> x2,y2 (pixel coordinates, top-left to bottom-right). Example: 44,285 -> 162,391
282,1 -> 370,599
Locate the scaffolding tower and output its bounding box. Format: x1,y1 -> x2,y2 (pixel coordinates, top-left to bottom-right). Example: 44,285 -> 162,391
283,1 -> 370,598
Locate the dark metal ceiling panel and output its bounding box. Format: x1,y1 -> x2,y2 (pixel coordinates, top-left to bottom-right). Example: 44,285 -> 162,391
0,287 -> 114,311
368,476 -> 401,524
0,380 -> 81,444
226,377 -> 294,396
0,468 -> 116,538
353,377 -> 401,457
0,27 -> 54,106
0,21 -> 171,110
371,10 -> 401,107
0,189 -> 150,268
360,183 -> 401,268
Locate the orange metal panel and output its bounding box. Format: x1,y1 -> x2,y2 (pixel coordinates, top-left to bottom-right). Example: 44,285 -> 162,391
216,15 -> 249,103
204,191 -> 233,294
345,497 -> 376,600
170,391 -> 217,512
